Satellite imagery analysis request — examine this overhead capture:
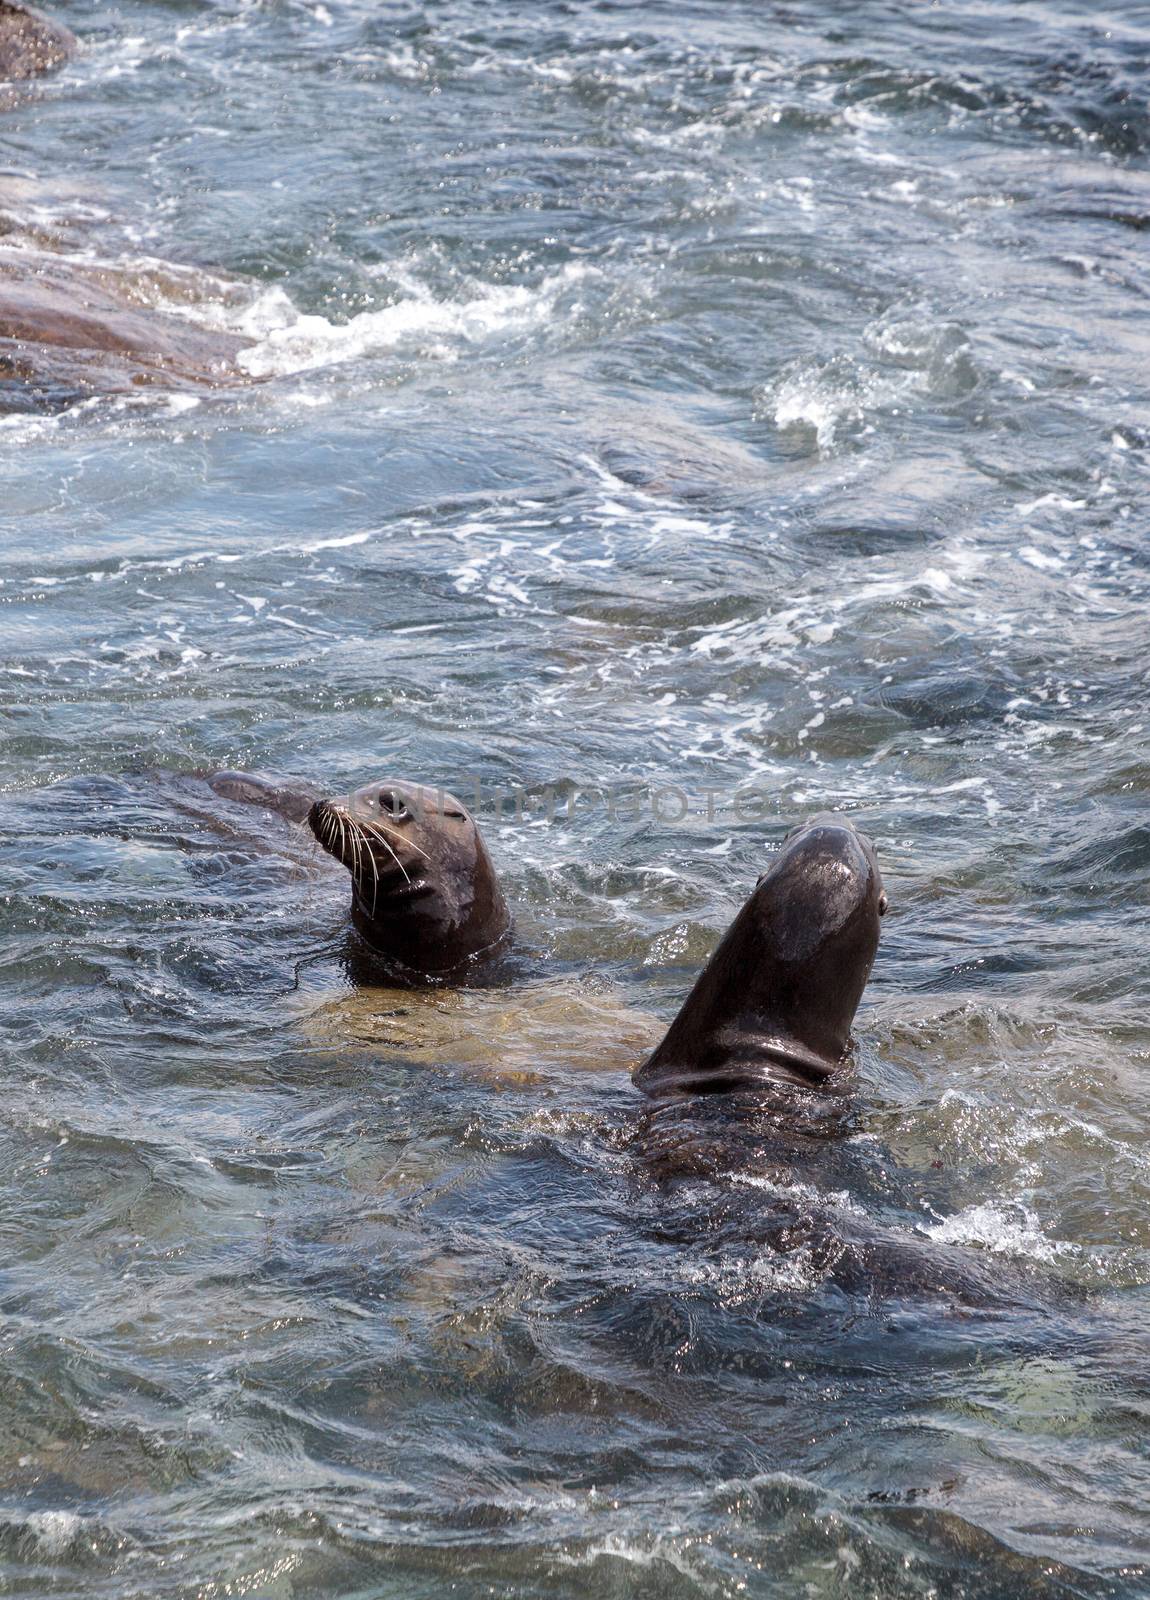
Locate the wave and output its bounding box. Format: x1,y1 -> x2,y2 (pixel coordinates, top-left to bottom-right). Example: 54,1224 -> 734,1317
764,315 -> 978,453
236,263 -> 598,378
922,1202 -> 1070,1264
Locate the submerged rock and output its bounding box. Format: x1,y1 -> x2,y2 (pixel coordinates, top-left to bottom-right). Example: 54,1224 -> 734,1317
0,2 -> 75,81
0,246 -> 256,407
0,9 -> 254,409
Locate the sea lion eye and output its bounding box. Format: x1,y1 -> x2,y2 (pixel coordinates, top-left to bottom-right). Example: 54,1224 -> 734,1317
378,789 -> 410,820
878,892 -> 889,916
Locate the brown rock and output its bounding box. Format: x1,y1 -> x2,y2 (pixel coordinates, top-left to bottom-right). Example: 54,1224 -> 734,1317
0,249 -> 254,403
0,2 -> 76,81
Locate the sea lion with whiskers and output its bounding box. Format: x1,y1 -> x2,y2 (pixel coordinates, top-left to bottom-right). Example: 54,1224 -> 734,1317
634,815 -> 887,1099
207,770 -> 511,981
307,778 -> 511,980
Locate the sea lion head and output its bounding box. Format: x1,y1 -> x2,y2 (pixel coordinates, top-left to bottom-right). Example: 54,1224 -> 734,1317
634,814 -> 886,1099
308,778 -> 510,978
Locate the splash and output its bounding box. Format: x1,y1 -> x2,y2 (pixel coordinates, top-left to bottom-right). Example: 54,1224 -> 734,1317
922,1203 -> 1069,1264
237,264 -> 597,378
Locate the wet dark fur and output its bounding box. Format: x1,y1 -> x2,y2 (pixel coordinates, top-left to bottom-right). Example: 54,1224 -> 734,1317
636,816 -> 886,1098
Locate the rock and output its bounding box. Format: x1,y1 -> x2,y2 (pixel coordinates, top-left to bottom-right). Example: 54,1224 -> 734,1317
0,2 -> 76,81
0,248 -> 255,405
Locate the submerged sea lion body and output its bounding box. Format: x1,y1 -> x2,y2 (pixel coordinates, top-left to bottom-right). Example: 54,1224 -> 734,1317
208,769 -> 325,826
635,816 -> 886,1099
0,2 -> 75,81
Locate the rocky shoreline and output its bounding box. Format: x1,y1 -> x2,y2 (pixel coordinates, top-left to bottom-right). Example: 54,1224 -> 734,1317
1,4 -> 255,409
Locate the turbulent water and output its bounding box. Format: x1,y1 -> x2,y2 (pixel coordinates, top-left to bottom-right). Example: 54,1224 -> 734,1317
2,0 -> 1150,1594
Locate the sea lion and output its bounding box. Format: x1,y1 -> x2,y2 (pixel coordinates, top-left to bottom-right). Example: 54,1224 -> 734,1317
203,770 -> 647,1068
634,815 -> 887,1099
0,2 -> 75,80
307,778 -> 511,982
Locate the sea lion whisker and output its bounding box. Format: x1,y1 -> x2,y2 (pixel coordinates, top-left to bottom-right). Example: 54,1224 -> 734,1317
339,812 -> 362,894
349,816 -> 366,895
362,815 -> 431,863
360,820 -> 413,884
355,825 -> 379,914
346,815 -> 408,893
354,816 -> 383,913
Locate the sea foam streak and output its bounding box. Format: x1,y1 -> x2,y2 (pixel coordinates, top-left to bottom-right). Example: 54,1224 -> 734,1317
237,264 -> 595,378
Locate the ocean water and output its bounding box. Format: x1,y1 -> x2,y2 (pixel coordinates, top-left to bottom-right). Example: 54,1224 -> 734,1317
2,1 -> 1150,1595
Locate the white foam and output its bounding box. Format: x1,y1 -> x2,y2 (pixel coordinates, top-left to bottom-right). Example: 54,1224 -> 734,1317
1018,546 -> 1066,573
24,1510 -> 84,1555
730,1173 -> 862,1215
679,1248 -> 820,1295
296,531 -> 374,554
553,1533 -> 713,1585
773,376 -> 859,452
1017,493 -> 1088,517
238,265 -> 596,378
922,1203 -> 1067,1263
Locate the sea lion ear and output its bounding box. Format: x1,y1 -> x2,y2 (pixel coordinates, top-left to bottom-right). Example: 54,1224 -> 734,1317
878,891 -> 889,916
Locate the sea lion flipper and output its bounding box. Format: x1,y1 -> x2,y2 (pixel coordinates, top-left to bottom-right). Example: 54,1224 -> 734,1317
208,770 -> 325,825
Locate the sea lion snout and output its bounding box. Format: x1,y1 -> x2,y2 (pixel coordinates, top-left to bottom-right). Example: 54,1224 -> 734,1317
783,809 -> 859,840
756,815 -> 883,928
308,784 -> 439,891
750,816 -> 885,983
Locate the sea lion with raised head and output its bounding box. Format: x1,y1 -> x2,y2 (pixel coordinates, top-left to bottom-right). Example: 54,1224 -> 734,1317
0,2 -> 75,80
307,778 -> 511,981
634,815 -> 886,1099
629,822 -> 1088,1309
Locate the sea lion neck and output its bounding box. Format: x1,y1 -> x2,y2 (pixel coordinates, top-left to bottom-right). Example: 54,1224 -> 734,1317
635,818 -> 885,1102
